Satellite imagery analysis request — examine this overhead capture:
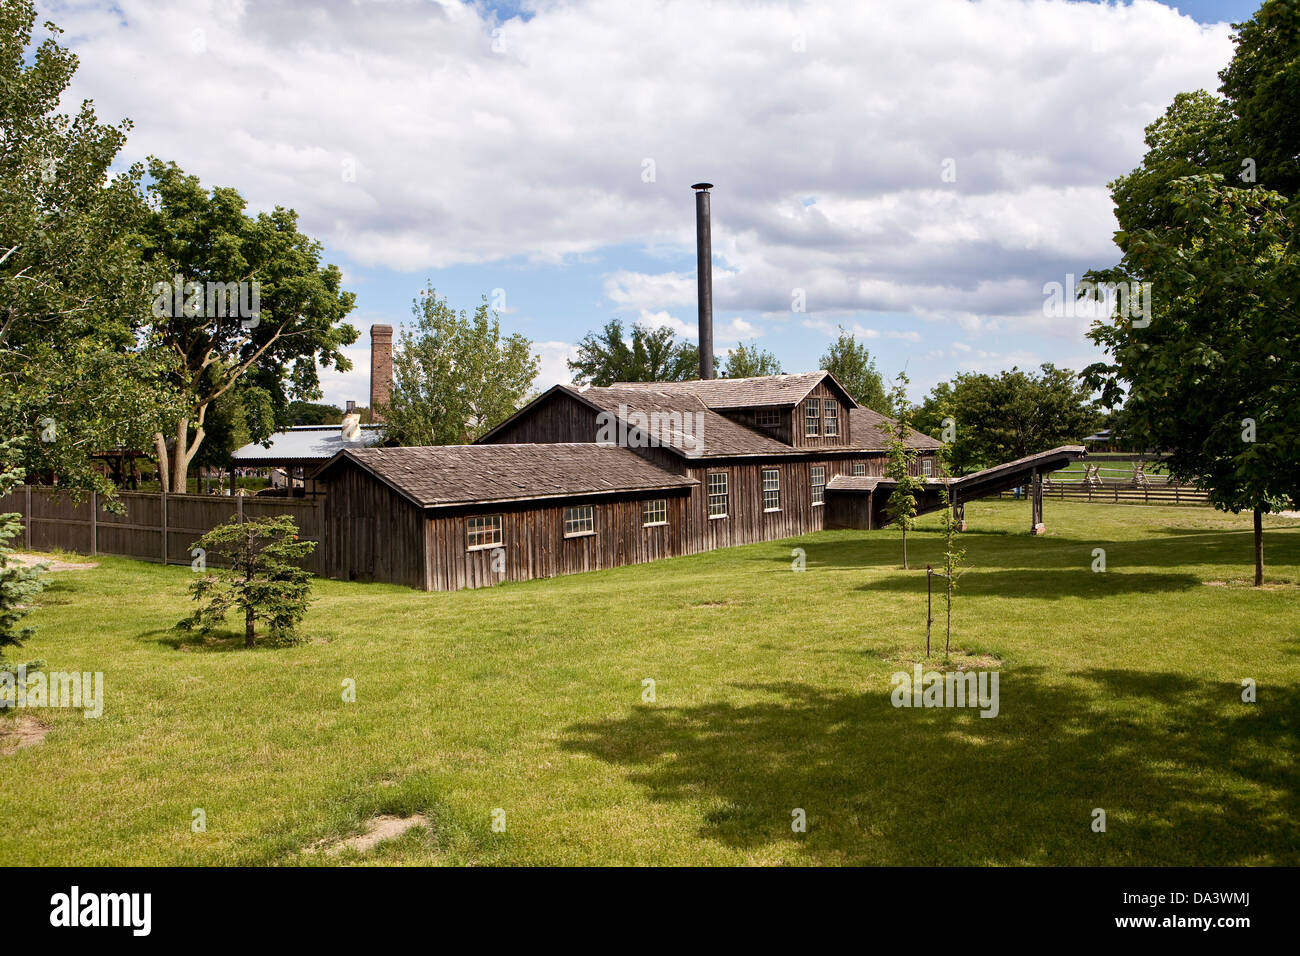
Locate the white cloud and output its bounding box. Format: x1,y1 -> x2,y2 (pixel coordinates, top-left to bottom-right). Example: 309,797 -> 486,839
52,0 -> 1232,345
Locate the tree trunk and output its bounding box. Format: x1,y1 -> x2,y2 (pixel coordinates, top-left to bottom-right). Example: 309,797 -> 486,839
902,528 -> 908,570
1254,505 -> 1264,587
152,432 -> 170,495
245,603 -> 256,649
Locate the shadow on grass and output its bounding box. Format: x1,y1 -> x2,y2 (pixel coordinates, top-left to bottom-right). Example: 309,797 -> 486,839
139,627 -> 274,653
561,670 -> 1300,865
857,568 -> 1203,600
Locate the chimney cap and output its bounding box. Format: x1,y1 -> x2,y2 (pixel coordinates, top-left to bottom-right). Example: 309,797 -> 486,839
691,182 -> 713,191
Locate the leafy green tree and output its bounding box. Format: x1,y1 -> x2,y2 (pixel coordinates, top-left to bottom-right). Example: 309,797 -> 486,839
1084,1 -> 1300,585
0,1 -> 183,496
141,160 -> 357,492
385,289 -> 539,446
0,439 -> 47,672
883,374 -> 926,570
567,319 -> 702,385
285,401 -> 343,426
1084,176 -> 1298,586
818,329 -> 891,414
723,341 -> 783,378
913,365 -> 1101,474
177,515 -> 315,648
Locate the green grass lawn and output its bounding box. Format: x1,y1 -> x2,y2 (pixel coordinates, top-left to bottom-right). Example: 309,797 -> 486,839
3,499 -> 1298,866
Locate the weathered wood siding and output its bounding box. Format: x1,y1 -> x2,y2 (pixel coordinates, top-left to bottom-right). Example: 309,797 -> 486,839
792,381 -> 853,450
321,467 -> 426,589
485,391 -> 601,444
423,491 -> 689,591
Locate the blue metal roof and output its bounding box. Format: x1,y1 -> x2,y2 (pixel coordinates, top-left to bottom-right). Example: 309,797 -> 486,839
232,425 -> 385,464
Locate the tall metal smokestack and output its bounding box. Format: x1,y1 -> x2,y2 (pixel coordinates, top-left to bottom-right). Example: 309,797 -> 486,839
692,182 -> 714,380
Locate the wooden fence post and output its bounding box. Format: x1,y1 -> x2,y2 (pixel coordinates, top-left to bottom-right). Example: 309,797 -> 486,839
90,490 -> 97,556
24,485 -> 31,549
161,492 -> 168,566
237,494 -> 244,523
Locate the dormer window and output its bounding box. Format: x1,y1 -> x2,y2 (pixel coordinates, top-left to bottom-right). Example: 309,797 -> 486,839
824,399 -> 838,437
804,398 -> 821,437
755,408 -> 781,428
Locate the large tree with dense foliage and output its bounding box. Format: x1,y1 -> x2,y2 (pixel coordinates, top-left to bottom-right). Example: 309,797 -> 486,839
722,341 -> 782,378
0,2 -> 182,496
0,439 -> 46,672
913,365 -> 1102,475
384,289 -> 539,446
140,161 -> 357,492
818,329 -> 891,414
567,319 -> 702,386
1083,0 -> 1300,585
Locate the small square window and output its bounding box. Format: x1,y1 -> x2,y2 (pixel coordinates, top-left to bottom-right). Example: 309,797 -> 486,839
564,505 -> 594,537
762,468 -> 780,512
707,471 -> 729,518
755,408 -> 781,428
642,499 -> 667,526
467,514 -> 503,550
805,399 -> 821,437
811,465 -> 825,505
853,463 -> 866,477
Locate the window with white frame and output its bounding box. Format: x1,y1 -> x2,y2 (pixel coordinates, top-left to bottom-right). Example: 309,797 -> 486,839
804,398 -> 821,436
563,505 -> 594,537
853,463 -> 866,477
755,408 -> 781,428
466,514 -> 503,550
824,399 -> 839,437
811,465 -> 826,505
642,499 -> 667,526
707,471 -> 729,518
922,458 -> 933,476
762,468 -> 780,512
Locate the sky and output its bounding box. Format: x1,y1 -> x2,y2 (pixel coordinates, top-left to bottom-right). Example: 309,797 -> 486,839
44,0 -> 1261,407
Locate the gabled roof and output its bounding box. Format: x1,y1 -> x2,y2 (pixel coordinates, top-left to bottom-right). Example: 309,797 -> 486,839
848,408 -> 944,451
314,442 -> 696,509
609,370 -> 856,410
232,424 -> 385,465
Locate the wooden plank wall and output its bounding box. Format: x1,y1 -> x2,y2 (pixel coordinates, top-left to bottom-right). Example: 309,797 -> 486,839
320,468 -> 426,589
0,486 -> 323,572
486,392 -> 601,443
790,381 -> 854,450
423,492 -> 688,591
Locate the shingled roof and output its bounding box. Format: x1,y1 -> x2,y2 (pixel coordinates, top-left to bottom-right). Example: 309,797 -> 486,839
316,443 -> 696,509
610,370 -> 850,409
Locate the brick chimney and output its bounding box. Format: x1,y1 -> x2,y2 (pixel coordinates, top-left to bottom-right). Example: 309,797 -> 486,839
369,324 -> 393,423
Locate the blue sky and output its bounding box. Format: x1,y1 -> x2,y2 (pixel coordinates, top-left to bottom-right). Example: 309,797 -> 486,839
49,0 -> 1257,406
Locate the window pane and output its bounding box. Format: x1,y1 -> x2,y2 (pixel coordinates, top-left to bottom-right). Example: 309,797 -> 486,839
762,468 -> 780,511
811,465 -> 825,505
853,463 -> 866,477
708,471 -> 729,517
564,505 -> 594,536
467,514 -> 503,549
824,399 -> 838,436
805,399 -> 820,436
642,499 -> 667,526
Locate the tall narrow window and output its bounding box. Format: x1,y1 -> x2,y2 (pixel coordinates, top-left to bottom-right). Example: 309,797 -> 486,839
707,471 -> 729,518
922,458 -> 934,477
642,499 -> 667,526
824,399 -> 838,437
811,465 -> 826,505
804,398 -> 821,437
762,468 -> 781,512
563,505 -> 594,537
466,514 -> 503,550
853,463 -> 866,477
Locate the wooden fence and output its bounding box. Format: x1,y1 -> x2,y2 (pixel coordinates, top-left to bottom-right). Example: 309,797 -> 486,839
0,487 -> 324,573
996,465 -> 1211,507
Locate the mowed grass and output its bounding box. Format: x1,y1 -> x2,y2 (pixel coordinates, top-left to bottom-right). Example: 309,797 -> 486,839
3,500 -> 1299,866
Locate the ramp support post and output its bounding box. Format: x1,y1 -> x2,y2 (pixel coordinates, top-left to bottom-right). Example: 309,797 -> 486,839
1030,470 -> 1045,534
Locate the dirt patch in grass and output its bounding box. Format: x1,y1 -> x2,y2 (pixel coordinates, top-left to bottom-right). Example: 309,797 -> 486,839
9,553 -> 98,572
307,814 -> 429,856
0,715 -> 50,754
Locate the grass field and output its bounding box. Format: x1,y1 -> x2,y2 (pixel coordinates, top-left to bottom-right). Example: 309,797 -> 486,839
3,499 -> 1298,866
